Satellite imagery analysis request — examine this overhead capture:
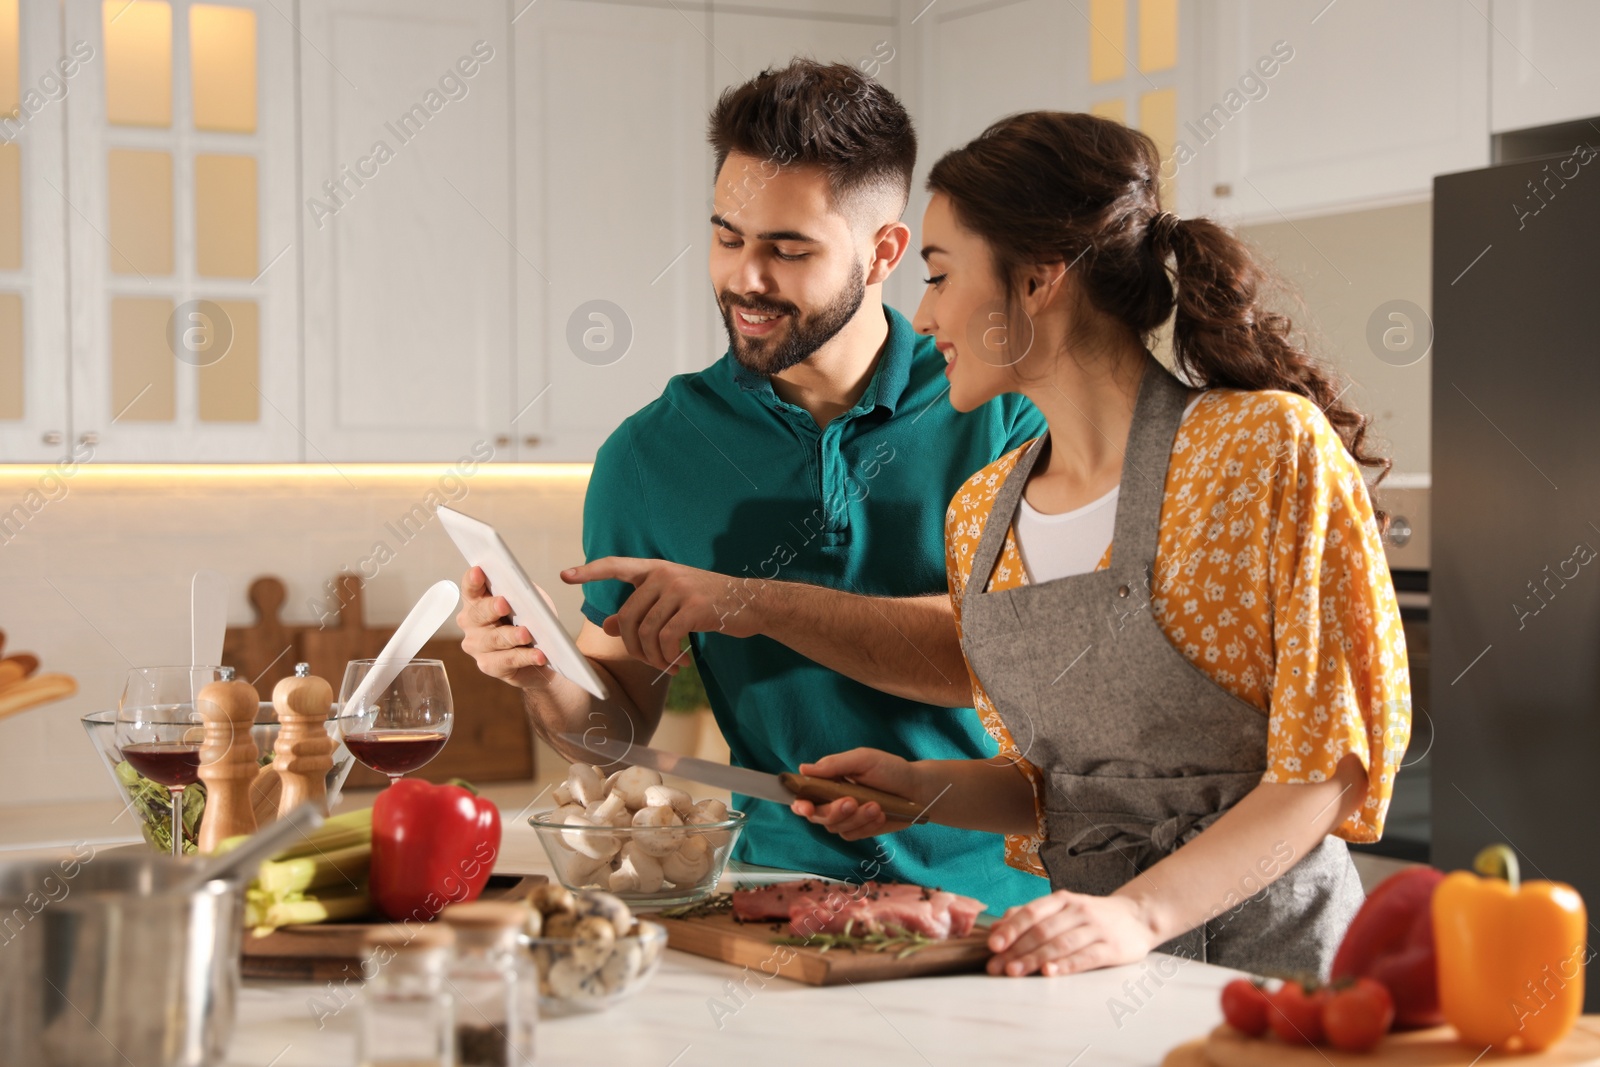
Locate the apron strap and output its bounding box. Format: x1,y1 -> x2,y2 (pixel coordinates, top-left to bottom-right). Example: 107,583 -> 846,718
1107,359 -> 1192,578
967,435 -> 1046,597
965,357 -> 1191,595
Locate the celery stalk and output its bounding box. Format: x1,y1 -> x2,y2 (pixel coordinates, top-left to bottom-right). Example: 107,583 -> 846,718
256,842 -> 371,897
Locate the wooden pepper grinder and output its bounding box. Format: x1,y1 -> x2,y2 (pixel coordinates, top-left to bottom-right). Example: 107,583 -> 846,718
273,663 -> 335,818
196,668 -> 261,854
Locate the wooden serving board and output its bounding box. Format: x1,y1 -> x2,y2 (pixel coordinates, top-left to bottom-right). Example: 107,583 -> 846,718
1163,1019 -> 1600,1067
654,908 -> 993,986
241,875 -> 546,981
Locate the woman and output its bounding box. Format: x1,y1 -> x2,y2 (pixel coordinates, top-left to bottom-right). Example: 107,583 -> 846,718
790,112 -> 1411,978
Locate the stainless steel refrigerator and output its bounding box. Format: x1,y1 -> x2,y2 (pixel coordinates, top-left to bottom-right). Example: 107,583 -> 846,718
1432,141 -> 1599,1009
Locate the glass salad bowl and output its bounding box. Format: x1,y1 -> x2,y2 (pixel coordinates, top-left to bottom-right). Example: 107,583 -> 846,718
82,703 -> 362,855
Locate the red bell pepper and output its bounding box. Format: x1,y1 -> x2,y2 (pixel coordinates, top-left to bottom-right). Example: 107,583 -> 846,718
1330,866 -> 1445,1029
371,778 -> 501,922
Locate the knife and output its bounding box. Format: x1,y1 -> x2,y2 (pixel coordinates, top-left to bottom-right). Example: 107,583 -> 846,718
558,732 -> 926,821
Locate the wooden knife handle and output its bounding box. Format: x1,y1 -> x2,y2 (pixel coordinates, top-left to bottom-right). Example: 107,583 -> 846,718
779,773 -> 925,822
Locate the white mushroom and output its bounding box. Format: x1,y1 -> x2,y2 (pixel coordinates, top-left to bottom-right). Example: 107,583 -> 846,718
590,792 -> 632,828
574,890 -> 634,939
524,907 -> 543,939
630,804 -> 683,857
611,766 -> 663,810
661,835 -> 713,887
559,813 -> 619,861
686,799 -> 732,849
597,937 -> 644,992
561,850 -> 611,888
609,843 -> 664,894
690,798 -> 728,822
603,768 -> 625,794
568,915 -> 618,974
551,780 -> 573,806
566,762 -> 606,807
644,784 -> 695,817
551,803 -> 587,826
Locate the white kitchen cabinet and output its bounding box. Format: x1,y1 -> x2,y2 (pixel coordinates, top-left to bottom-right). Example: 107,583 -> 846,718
919,0 -> 1083,161
512,0 -> 712,462
1489,0 -> 1600,133
0,0 -> 72,463
62,0 -> 301,461
298,0 -> 514,462
1192,0 -> 1489,224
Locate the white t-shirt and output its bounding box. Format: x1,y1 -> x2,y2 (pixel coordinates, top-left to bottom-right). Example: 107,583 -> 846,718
1014,394 -> 1202,583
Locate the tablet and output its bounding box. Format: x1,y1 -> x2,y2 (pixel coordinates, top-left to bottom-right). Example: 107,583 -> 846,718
437,506 -> 608,699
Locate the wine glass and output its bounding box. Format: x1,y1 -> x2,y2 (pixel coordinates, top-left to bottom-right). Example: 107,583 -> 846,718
338,659 -> 453,786
117,666 -> 227,857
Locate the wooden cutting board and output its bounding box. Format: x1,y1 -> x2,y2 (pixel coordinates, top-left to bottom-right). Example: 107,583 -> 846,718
241,874 -> 546,981
222,573 -> 534,787
654,908 -> 993,986
1163,1019 -> 1600,1067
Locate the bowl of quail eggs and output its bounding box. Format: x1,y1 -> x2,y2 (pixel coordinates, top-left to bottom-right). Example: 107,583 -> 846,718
520,884 -> 668,1014
529,762 -> 746,908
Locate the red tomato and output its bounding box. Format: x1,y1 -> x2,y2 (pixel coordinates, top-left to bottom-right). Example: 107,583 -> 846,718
1323,978 -> 1397,1052
1267,982 -> 1329,1045
1221,978 -> 1272,1036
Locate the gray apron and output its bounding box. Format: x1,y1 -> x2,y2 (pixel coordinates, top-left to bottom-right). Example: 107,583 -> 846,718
958,359 -> 1364,974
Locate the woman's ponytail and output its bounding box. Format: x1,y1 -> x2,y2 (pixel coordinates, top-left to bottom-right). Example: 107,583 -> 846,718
1158,215 -> 1390,517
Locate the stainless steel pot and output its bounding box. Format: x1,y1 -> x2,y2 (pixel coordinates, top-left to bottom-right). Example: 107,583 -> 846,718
0,847 -> 243,1067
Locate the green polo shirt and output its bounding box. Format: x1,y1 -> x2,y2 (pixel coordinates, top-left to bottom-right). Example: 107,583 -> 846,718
580,305 -> 1048,911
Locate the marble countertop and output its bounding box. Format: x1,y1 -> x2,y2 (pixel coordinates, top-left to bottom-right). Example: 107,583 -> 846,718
222,792 -> 1238,1067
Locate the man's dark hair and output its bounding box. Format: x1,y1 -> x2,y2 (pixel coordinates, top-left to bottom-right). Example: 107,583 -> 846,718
707,58 -> 917,220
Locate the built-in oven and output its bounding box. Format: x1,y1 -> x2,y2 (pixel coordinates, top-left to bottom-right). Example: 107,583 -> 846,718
1359,482 -> 1430,862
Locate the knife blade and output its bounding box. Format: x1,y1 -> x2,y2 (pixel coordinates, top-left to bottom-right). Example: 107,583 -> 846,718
558,732 -> 926,821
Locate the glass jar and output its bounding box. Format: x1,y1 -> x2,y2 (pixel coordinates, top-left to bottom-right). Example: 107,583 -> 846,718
359,924 -> 455,1067
442,901 -> 537,1067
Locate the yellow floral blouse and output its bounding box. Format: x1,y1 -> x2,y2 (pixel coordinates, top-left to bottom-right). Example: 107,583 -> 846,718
946,388 -> 1412,876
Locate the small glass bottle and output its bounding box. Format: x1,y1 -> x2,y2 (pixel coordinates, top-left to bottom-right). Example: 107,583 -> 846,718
358,924 -> 456,1067
442,901 -> 537,1067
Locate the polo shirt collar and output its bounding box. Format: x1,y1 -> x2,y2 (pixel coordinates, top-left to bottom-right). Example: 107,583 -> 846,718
729,305 -> 915,417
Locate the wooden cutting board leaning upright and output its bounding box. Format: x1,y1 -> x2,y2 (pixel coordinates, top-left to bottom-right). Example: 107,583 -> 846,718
222,574 -> 534,786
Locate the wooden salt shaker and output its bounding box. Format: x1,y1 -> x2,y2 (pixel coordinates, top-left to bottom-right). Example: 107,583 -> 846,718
273,663 -> 335,818
196,669 -> 261,853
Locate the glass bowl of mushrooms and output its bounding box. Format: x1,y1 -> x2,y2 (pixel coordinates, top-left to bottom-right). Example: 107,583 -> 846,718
529,762 -> 746,908
518,885 -> 668,1015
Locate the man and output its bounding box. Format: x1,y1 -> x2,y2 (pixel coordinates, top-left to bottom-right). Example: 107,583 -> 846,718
460,59 -> 1046,909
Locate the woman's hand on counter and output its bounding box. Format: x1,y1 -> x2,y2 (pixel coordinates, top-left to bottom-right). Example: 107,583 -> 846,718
985,890 -> 1157,977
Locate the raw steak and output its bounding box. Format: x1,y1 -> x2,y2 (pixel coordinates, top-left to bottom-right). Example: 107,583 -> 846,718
732,880 -> 986,940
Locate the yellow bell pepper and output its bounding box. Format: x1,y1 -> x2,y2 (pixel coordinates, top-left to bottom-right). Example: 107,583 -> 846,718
1432,844 -> 1588,1051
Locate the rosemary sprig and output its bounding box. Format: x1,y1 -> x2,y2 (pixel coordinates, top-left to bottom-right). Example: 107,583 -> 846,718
658,893 -> 734,920
772,921 -> 937,959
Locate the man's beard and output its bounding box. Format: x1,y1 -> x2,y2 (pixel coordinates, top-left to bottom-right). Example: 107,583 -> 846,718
719,261 -> 866,376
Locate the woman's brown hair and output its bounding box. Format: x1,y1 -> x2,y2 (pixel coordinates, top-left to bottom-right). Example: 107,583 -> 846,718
927,111 -> 1390,521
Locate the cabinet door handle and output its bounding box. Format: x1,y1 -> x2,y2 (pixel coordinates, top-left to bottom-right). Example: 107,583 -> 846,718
78,431 -> 99,446
41,430 -> 63,446
522,435 -> 541,448
494,434 -> 512,448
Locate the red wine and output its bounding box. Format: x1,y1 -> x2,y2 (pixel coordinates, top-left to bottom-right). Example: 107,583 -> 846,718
344,731 -> 448,775
124,742 -> 203,788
